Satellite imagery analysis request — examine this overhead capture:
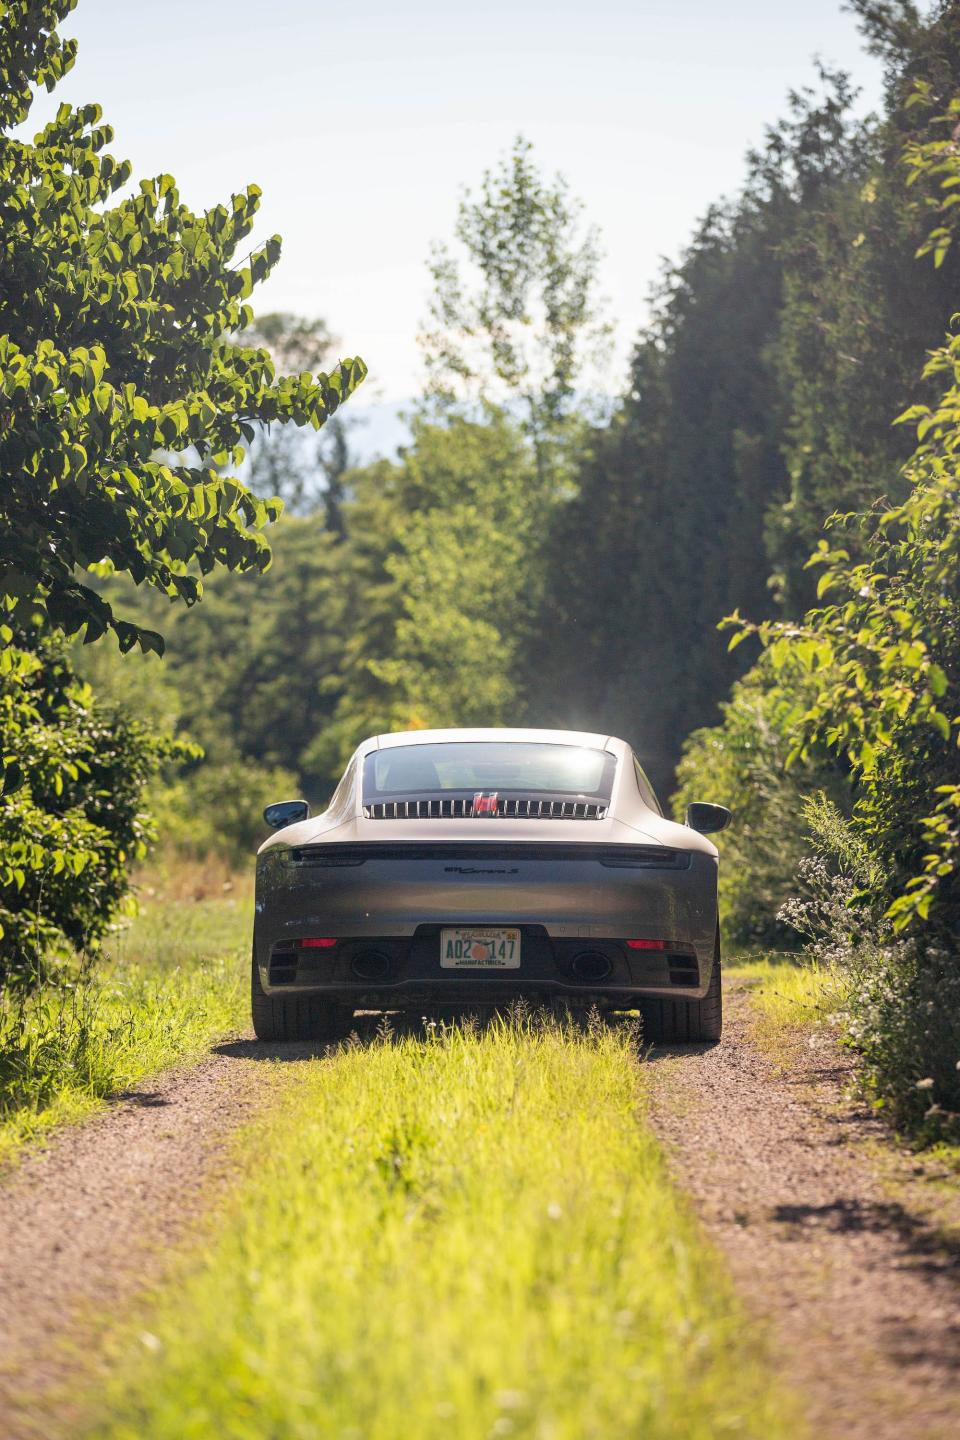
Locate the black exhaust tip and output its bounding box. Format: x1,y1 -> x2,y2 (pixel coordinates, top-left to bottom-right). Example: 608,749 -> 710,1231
571,950 -> 612,982
350,949 -> 392,982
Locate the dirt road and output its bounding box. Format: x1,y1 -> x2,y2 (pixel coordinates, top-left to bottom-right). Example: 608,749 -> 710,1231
646,980 -> 960,1440
1,996 -> 959,1438
0,1038 -> 305,1439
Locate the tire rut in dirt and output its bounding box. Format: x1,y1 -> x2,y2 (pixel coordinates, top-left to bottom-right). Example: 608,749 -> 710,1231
0,1046 -> 271,1440
644,982 -> 960,1440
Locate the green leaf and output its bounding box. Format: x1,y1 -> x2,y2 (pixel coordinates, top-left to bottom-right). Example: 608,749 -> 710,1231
928,664 -> 948,697
930,709 -> 951,742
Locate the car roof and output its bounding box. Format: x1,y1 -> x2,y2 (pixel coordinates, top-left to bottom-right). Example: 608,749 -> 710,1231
366,726 -> 617,751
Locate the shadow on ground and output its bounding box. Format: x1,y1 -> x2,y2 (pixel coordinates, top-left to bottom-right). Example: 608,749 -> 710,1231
214,1007 -> 516,1063
642,1040 -> 718,1062
112,1090 -> 171,1107
214,1004 -> 655,1065
773,1195 -> 960,1262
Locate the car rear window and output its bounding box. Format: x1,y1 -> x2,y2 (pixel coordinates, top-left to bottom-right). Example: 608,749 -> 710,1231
363,743 -> 616,802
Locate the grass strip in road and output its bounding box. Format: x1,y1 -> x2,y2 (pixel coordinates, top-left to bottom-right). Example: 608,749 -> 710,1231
0,893 -> 250,1163
727,954 -> 848,1057
90,1013 -> 797,1440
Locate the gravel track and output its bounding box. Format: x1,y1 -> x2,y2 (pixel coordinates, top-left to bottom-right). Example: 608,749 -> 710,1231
646,980 -> 960,1440
0,1036 -> 313,1439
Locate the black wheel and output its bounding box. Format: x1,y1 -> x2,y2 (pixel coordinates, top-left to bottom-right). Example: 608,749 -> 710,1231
641,929 -> 722,1044
251,952 -> 354,1043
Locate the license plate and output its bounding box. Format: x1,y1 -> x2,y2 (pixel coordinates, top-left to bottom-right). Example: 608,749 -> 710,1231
440,927 -> 521,968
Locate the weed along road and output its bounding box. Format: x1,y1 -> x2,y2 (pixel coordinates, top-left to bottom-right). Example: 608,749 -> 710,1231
1,982 -> 959,1439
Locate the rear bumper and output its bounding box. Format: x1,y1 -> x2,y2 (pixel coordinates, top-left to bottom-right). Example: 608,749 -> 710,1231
255,925 -> 715,1006
254,846 -> 718,1005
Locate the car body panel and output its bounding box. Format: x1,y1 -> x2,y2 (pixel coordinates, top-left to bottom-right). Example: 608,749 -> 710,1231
254,727 -> 720,1007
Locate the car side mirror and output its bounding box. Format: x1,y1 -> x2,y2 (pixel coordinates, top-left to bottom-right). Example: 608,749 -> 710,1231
263,799 -> 310,830
685,801 -> 732,834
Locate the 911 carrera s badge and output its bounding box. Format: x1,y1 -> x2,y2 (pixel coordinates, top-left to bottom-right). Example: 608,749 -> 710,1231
473,791 -> 499,815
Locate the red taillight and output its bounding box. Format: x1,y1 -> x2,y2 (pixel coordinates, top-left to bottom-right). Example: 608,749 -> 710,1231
626,939 -> 665,951
301,937 -> 337,949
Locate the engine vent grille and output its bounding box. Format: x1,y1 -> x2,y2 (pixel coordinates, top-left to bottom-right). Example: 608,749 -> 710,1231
363,798 -> 608,821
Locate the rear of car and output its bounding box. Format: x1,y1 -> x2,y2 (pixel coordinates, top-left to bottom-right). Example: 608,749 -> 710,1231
252,729 -> 725,1043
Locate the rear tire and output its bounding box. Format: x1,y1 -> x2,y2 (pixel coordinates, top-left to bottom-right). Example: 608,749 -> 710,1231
641,930 -> 722,1044
251,952 -> 354,1043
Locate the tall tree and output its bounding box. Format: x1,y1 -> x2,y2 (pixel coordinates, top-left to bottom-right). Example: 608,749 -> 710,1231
535,10 -> 960,793
764,6 -> 960,608
0,0 -> 364,964
0,7 -> 365,656
532,74 -> 862,793
310,411 -> 536,782
421,136 -> 611,489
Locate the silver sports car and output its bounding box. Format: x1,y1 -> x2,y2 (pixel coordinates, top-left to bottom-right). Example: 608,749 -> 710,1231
253,727 -> 730,1043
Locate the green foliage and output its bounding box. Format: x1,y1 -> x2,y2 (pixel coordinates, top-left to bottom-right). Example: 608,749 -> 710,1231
719,96 -> 960,1133
757,4 -> 960,606
0,2 -> 365,653
0,635 -> 175,978
533,74 -> 864,792
765,797 -> 960,1133
74,403 -> 539,825
55,144 -> 603,840
0,0 -> 77,129
310,410 -> 539,780
737,318 -> 960,935
152,758 -> 300,869
90,1015 -> 794,1440
423,135 -> 610,479
144,516 -> 347,784
0,4 -> 363,967
674,660 -> 850,946
535,14 -> 960,790
242,313 -> 355,522
843,935 -> 960,1133
79,514 -> 350,800
735,445 -> 960,1125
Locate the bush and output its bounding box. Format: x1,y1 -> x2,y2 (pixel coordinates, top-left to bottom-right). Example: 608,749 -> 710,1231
730,362 -> 960,1133
673,659 -> 850,947
0,637 -> 170,982
778,795 -> 960,1136
151,756 -> 300,871
846,939 -> 960,1135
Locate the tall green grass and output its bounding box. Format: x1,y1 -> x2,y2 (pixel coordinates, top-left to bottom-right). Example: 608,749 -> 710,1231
91,1013 -> 797,1440
726,954 -> 849,1058
0,892 -> 251,1162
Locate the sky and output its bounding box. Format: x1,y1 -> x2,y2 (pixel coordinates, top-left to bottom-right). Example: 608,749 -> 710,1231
26,1 -> 886,417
